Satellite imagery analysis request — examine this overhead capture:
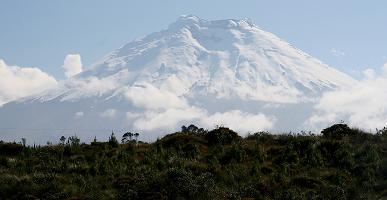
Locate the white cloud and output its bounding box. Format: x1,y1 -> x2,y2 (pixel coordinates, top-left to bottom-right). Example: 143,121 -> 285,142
125,82 -> 188,110
127,104 -> 276,135
330,48 -> 345,57
61,76 -> 119,100
362,68 -> 376,79
383,62 -> 387,76
75,111 -> 84,117
132,107 -> 204,131
0,59 -> 58,106
100,109 -> 118,119
307,64 -> 387,130
200,110 -> 275,135
126,112 -> 141,119
122,82 -> 277,134
63,54 -> 83,78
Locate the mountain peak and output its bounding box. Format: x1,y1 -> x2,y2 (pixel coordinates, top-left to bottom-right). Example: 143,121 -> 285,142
169,15 -> 202,29
170,15 -> 257,31
83,15 -> 355,104
177,14 -> 202,23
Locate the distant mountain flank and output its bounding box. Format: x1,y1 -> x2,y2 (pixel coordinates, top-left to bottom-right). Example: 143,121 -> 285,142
0,15 -> 357,143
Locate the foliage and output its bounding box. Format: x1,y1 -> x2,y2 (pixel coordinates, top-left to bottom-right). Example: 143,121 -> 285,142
0,124 -> 386,199
108,132 -> 119,147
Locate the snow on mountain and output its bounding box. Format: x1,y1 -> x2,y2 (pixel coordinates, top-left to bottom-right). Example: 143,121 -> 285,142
0,15 -> 357,143
71,15 -> 356,103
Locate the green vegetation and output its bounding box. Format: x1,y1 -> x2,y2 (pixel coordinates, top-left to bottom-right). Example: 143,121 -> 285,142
0,124 -> 387,199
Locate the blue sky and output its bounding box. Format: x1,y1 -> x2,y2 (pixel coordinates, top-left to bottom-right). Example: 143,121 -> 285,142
1,0 -> 386,79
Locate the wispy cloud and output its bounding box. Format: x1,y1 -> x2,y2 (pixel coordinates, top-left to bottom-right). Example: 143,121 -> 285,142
330,48 -> 345,57
75,111 -> 84,117
100,109 -> 118,119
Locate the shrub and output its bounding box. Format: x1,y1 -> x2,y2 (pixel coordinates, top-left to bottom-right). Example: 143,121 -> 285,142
221,145 -> 246,164
322,123 -> 351,139
0,143 -> 23,156
108,132 -> 119,148
206,127 -> 241,145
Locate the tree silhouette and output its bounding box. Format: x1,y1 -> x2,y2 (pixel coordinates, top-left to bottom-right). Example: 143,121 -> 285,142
93,136 -> 97,143
109,131 -> 119,147
134,133 -> 139,142
60,136 -> 66,145
122,132 -> 133,144
21,138 -> 26,147
67,135 -> 80,147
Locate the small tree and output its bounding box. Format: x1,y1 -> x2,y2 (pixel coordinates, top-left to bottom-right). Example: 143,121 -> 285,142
134,133 -> 139,142
21,138 -> 26,147
181,124 -> 206,135
109,131 -> 119,147
93,136 -> 97,143
60,136 -> 66,145
187,124 -> 199,133
122,132 -> 132,144
68,135 -> 80,147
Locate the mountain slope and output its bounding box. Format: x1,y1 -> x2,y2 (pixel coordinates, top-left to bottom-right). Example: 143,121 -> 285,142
0,15 -> 357,143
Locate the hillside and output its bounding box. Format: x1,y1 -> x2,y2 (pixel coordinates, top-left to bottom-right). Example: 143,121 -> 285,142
0,124 -> 386,199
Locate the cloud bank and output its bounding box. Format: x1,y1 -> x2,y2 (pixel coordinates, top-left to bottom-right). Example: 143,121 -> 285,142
132,107 -> 204,131
0,59 -> 58,106
200,110 -> 276,134
124,84 -> 276,135
5,53 -> 387,135
307,63 -> 387,130
129,107 -> 275,135
125,83 -> 188,110
61,76 -> 119,100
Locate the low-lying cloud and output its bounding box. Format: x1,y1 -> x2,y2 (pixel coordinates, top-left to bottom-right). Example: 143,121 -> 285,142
0,59 -> 58,106
200,110 -> 276,134
61,76 -> 119,100
122,82 -> 277,134
307,63 -> 387,130
5,54 -> 387,135
125,82 -> 188,110
129,108 -> 276,135
132,107 -> 204,131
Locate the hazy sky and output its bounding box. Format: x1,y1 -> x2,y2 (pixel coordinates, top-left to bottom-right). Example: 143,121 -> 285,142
1,0 -> 386,79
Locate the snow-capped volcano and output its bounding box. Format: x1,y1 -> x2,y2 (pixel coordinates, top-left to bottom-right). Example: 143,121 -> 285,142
74,15 -> 355,103
0,15 -> 357,143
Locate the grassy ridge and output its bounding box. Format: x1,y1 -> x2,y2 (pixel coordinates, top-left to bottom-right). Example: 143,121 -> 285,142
0,124 -> 386,199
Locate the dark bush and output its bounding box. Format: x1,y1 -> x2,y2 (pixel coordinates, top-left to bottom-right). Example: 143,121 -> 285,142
0,143 -> 23,156
206,127 -> 241,145
322,123 -> 351,139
